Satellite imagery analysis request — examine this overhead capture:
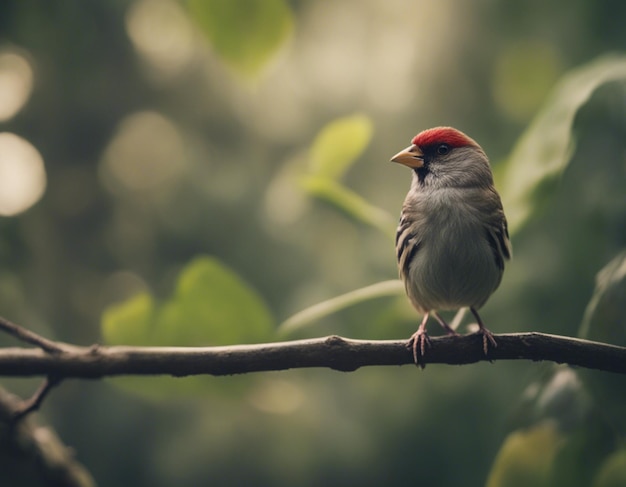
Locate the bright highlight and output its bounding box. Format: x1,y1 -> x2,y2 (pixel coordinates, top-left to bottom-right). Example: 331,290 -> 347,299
0,133 -> 47,216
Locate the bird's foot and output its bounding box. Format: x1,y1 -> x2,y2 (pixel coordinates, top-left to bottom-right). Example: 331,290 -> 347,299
407,330 -> 431,368
469,307 -> 497,356
476,327 -> 497,356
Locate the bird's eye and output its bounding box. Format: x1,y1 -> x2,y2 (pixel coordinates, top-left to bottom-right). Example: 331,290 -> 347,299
437,144 -> 450,155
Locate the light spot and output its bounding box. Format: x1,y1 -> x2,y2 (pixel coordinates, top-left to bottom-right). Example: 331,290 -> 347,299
248,378 -> 304,414
0,51 -> 34,121
126,0 -> 195,80
100,111 -> 187,193
0,133 -> 46,216
263,155 -> 309,227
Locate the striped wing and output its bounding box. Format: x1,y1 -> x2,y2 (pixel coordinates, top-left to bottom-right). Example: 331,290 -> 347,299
395,211 -> 422,282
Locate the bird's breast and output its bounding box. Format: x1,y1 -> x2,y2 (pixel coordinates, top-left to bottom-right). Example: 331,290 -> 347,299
399,189 -> 502,311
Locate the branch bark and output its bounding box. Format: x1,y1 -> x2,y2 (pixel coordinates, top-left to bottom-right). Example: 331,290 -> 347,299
1,332 -> 626,378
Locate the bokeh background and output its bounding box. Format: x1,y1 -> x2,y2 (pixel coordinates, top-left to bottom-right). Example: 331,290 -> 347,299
1,1 -> 626,486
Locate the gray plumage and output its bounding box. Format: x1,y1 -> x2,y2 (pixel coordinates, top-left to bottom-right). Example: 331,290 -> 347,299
391,127 -> 511,362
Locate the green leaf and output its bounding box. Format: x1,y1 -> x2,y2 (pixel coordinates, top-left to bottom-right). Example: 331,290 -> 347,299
278,280 -> 405,335
486,422 -> 564,487
298,114 -> 390,236
300,175 -> 396,236
102,292 -> 154,346
103,256 -> 274,347
100,256 -> 274,398
187,0 -> 293,78
578,250 -> 626,344
550,422 -> 615,487
155,256 -> 274,346
593,450 -> 626,487
577,251 -> 626,435
309,114 -> 374,180
492,367 -> 609,487
499,55 -> 626,235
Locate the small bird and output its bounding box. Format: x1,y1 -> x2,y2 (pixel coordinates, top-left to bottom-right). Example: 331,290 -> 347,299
391,127 -> 511,365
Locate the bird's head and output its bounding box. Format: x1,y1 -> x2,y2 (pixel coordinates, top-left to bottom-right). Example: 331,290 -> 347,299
391,127 -> 492,188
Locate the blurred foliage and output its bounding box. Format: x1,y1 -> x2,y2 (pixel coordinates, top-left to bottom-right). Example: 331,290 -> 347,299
577,252 -> 626,441
499,55 -> 626,234
593,450 -> 626,487
308,113 -> 373,180
299,175 -> 396,236
300,113 -> 396,235
103,256 -> 273,347
492,41 -> 563,122
487,253 -> 626,486
0,0 -> 625,486
486,421 -> 564,487
278,279 -> 404,334
187,0 -> 293,78
102,256 -> 273,397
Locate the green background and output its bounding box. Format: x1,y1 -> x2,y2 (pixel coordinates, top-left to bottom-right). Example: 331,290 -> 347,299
1,0 -> 625,486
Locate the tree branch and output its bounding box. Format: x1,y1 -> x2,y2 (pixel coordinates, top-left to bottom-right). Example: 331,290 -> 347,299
11,376 -> 63,421
0,332 -> 626,378
0,385 -> 96,487
0,316 -> 68,354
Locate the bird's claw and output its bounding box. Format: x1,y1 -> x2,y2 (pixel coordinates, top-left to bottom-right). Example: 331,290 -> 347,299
407,330 -> 431,368
477,327 -> 497,356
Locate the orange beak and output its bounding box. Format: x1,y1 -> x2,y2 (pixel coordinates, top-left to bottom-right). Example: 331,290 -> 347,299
391,144 -> 424,169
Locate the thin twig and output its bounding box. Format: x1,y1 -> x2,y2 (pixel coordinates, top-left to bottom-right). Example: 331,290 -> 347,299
12,376 -> 62,422
0,316 -> 67,354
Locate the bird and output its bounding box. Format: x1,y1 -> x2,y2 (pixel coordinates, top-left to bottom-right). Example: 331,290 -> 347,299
391,126 -> 511,366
